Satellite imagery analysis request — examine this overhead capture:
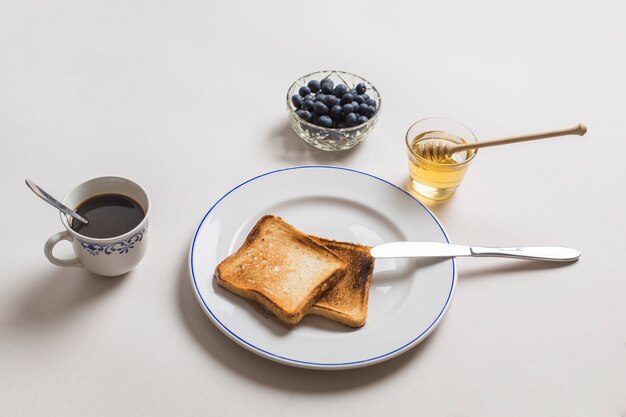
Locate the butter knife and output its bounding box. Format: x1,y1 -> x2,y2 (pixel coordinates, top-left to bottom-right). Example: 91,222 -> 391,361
370,242 -> 581,262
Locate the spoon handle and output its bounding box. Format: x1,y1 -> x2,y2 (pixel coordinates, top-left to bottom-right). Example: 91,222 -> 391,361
25,179 -> 89,224
452,123 -> 587,153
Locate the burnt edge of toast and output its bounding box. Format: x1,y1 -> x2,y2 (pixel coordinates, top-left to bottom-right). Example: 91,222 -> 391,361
310,237 -> 374,299
307,236 -> 376,327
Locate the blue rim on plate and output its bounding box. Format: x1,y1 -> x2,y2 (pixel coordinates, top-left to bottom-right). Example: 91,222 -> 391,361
188,165 -> 456,369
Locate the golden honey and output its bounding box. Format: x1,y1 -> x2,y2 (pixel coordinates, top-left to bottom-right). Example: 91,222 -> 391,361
407,131 -> 476,200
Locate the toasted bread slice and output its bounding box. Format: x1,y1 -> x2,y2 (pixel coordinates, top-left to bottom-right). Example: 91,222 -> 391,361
215,215 -> 347,325
308,237 -> 375,328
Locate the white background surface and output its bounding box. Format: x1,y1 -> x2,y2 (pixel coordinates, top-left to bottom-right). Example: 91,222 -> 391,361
1,0 -> 625,415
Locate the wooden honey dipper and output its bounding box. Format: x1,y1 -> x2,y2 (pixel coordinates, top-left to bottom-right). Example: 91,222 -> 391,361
416,123 -> 587,162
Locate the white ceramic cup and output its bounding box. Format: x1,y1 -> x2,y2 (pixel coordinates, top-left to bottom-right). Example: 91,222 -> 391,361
44,176 -> 150,277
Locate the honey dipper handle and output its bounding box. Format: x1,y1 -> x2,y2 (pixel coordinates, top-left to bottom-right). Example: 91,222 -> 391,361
452,123 -> 587,153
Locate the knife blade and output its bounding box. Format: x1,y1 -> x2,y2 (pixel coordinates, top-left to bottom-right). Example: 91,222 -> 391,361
370,242 -> 581,262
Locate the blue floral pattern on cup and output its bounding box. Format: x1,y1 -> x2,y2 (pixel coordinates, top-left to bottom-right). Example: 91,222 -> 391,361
79,227 -> 146,256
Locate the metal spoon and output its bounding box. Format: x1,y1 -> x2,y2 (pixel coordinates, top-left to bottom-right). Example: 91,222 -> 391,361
25,179 -> 88,224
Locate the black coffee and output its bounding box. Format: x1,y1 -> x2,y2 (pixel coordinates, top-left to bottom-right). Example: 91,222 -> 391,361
71,194 -> 145,239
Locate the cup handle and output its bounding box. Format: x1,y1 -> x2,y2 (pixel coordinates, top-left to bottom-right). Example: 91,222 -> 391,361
44,231 -> 83,268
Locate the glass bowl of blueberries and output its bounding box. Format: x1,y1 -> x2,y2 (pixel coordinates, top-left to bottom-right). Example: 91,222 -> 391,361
287,70 -> 381,151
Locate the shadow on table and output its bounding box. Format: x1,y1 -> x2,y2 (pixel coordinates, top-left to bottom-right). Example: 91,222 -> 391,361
10,267 -> 127,328
401,179 -> 458,220
459,258 -> 578,280
177,257 -> 441,391
267,121 -> 362,165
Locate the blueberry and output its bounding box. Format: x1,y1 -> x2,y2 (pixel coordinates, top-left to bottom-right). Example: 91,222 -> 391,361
345,112 -> 358,126
304,93 -> 315,101
361,94 -> 370,101
313,101 -> 329,115
338,121 -> 347,128
296,109 -> 312,122
292,94 -> 303,108
329,104 -> 343,120
356,83 -> 367,95
342,103 -> 354,115
333,84 -> 348,97
310,113 -> 319,125
324,95 -> 340,107
303,99 -> 315,111
320,80 -> 334,94
365,98 -> 377,108
351,101 -> 359,111
354,95 -> 365,104
358,103 -> 369,114
307,80 -> 321,93
318,115 -> 333,128
314,93 -> 326,103
332,119 -> 339,128
357,115 -> 369,125
340,93 -> 355,104
362,105 -> 376,117
349,89 -> 357,95
299,86 -> 311,97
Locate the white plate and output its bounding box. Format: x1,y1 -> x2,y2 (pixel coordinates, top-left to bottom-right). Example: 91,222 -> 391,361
189,166 -> 456,370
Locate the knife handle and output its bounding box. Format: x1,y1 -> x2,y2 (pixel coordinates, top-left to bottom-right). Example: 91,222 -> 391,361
469,246 -> 581,262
